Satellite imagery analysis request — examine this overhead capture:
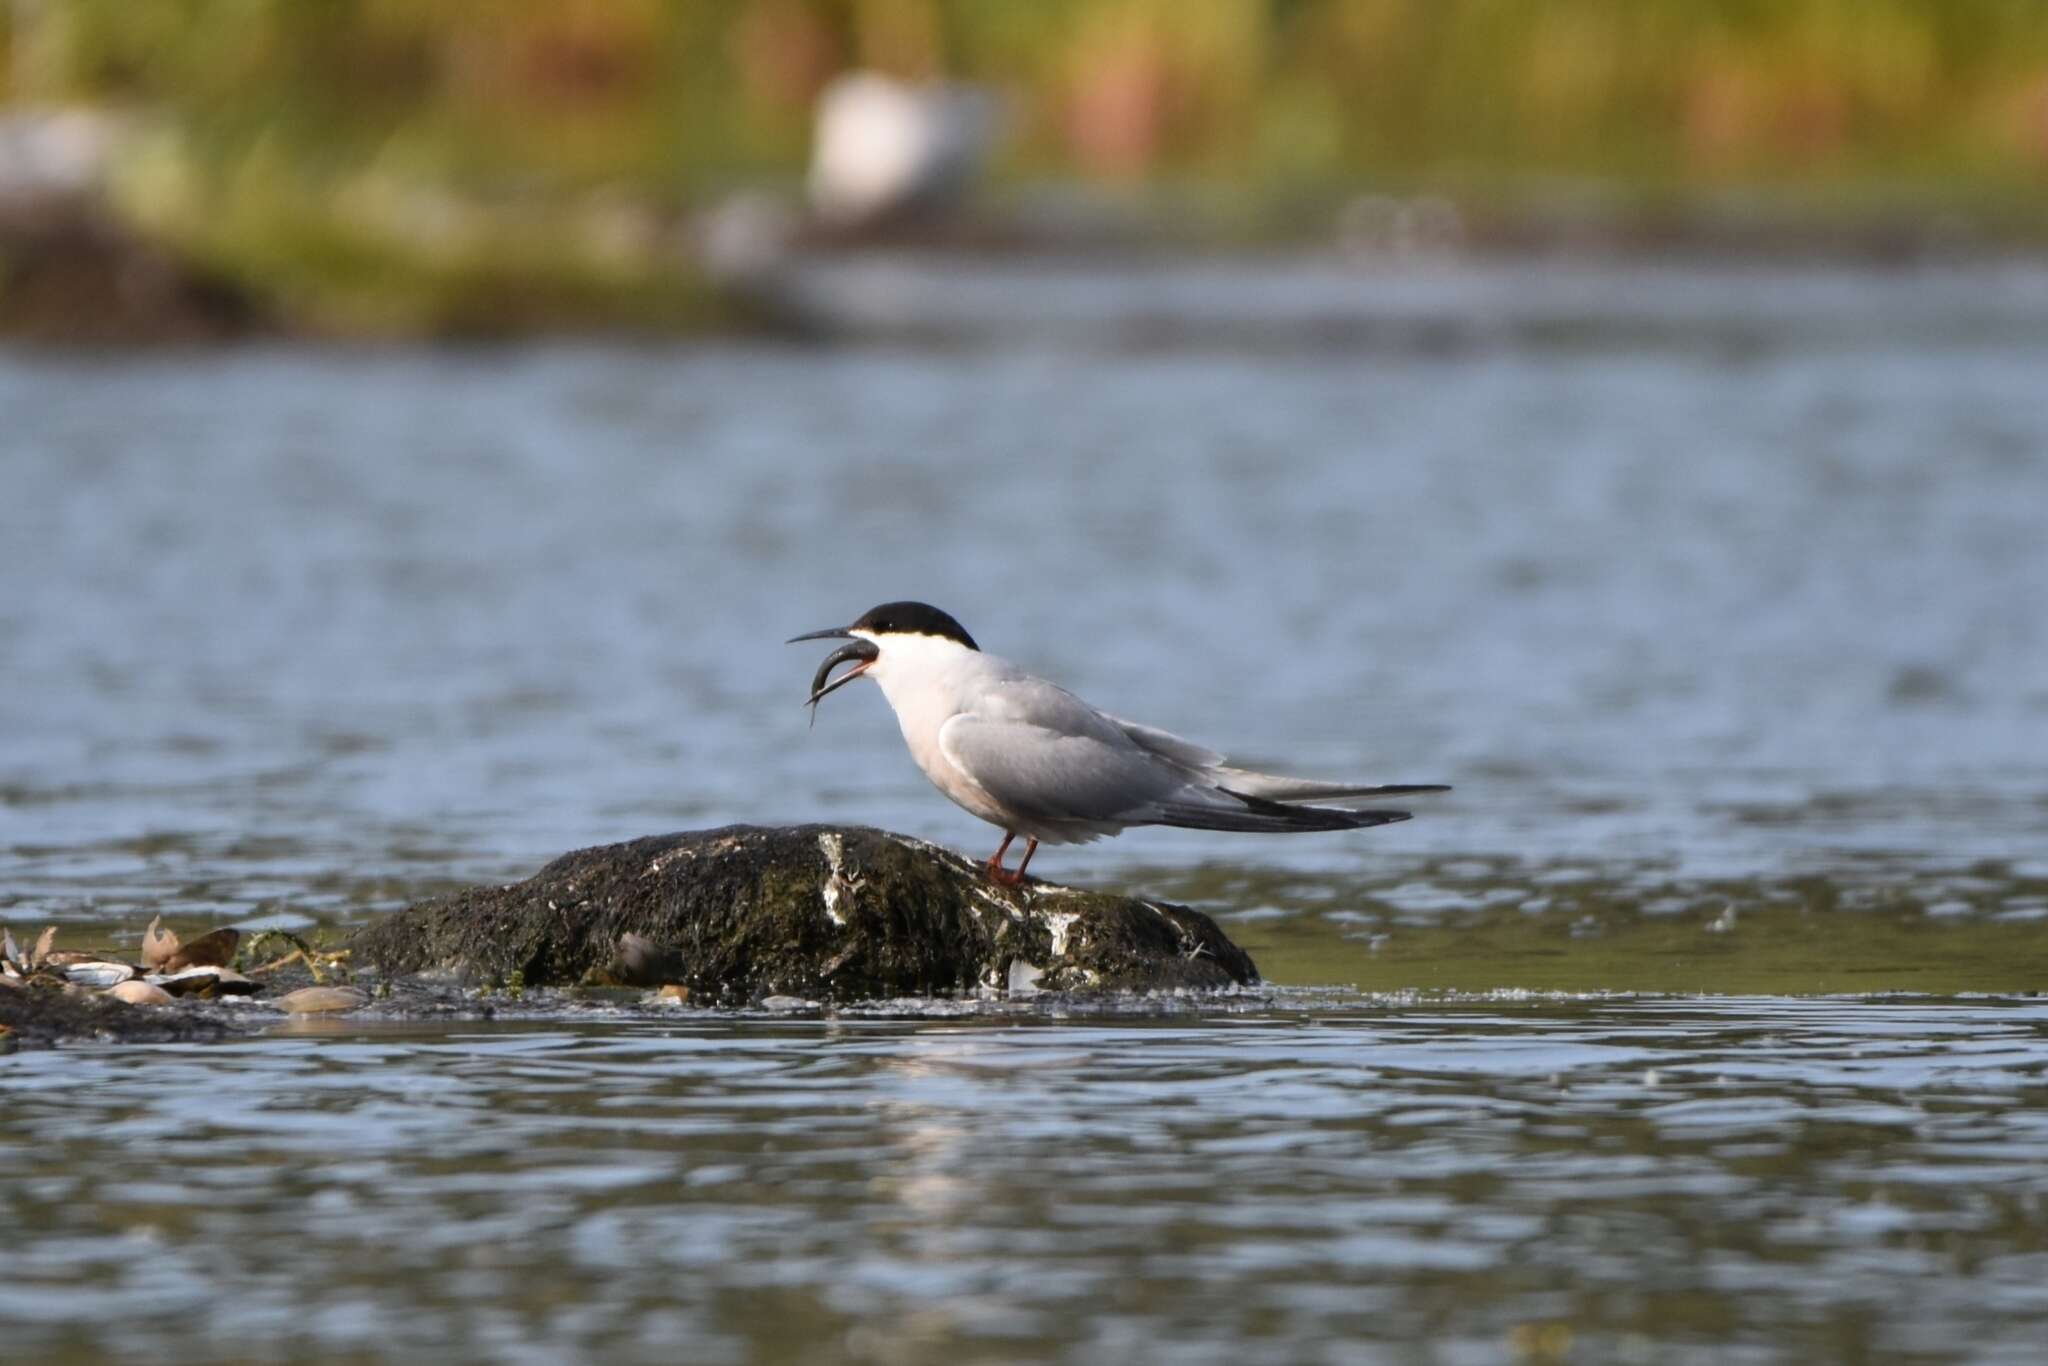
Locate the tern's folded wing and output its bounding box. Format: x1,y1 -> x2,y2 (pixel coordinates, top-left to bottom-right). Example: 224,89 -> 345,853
938,715 -> 1179,824
1099,714 -> 1227,771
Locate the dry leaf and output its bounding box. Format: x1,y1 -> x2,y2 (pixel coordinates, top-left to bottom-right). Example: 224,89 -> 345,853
163,927 -> 239,971
657,984 -> 691,1003
31,926 -> 56,969
277,986 -> 368,1015
107,980 -> 175,1006
1,927 -> 20,969
142,915 -> 181,970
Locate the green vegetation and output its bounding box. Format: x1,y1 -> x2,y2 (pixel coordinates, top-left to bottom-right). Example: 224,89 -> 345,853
19,1 -> 2048,193
1235,901 -> 2048,996
5,1 -> 2047,332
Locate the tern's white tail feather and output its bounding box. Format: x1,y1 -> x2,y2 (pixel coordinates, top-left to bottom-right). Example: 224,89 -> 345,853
1108,715 -> 1448,806
1211,770 -> 1452,804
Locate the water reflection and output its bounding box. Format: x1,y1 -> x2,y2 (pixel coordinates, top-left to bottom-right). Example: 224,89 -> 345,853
3,1000 -> 2046,1361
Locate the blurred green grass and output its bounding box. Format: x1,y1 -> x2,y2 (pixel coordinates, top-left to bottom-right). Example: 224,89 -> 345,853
23,0 -> 2048,191
7,1 -> 2048,334
1234,902 -> 2048,995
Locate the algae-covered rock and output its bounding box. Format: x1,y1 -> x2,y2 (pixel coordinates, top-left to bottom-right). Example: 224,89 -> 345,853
0,983 -> 245,1048
351,824 -> 1258,1003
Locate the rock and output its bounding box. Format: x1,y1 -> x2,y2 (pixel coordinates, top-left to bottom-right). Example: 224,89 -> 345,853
0,984 -> 243,1047
351,824 -> 1258,1004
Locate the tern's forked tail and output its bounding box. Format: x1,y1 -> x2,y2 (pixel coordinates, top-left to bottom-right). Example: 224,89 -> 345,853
1152,788 -> 1419,834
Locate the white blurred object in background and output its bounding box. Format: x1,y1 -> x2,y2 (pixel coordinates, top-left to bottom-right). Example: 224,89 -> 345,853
1336,192 -> 1466,265
808,72 -> 996,228
0,109 -> 116,204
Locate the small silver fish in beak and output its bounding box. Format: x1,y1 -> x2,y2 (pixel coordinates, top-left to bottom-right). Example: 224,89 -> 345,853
788,626 -> 880,727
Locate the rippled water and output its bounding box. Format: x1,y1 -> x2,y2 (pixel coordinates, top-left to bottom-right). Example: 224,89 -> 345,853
4,258 -> 2048,1359
5,1000 -> 2047,1362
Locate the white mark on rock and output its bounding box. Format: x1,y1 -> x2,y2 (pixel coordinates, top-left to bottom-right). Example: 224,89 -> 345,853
1045,911 -> 1079,958
971,884 -> 1022,920
818,832 -> 863,927
645,844 -> 699,877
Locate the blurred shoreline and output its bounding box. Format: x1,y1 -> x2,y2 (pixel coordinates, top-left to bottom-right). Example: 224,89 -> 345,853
8,2 -> 2048,341
5,161 -> 2045,346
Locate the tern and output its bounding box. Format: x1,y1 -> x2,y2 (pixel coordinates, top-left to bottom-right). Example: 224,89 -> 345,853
791,601 -> 1449,886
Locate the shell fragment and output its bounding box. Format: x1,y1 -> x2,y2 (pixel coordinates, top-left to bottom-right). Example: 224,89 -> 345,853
277,986 -> 369,1015
63,961 -> 138,988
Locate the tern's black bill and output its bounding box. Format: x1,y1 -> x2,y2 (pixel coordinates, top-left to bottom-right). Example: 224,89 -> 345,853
800,637 -> 880,726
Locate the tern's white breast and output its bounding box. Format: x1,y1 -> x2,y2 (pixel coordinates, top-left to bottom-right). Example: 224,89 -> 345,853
862,634 -> 1013,821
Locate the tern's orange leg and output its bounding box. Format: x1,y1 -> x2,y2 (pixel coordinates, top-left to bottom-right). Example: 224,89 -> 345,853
987,832 -> 1016,884
988,835 -> 1038,887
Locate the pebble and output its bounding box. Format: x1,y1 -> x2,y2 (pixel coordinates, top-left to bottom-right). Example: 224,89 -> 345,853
107,980 -> 175,1006
277,986 -> 369,1015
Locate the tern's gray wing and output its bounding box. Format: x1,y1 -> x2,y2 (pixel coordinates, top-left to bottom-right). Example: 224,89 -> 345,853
940,715 -> 1417,833
938,715 -> 1180,824
1107,713 -> 1451,805
1100,714 -> 1226,770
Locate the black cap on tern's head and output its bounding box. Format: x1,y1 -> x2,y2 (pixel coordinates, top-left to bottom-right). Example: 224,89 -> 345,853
787,602 -> 978,726
846,601 -> 978,650
786,601 -> 978,651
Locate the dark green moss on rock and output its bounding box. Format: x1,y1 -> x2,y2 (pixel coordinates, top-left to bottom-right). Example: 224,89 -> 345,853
351,824 -> 1258,1003
0,983 -> 247,1048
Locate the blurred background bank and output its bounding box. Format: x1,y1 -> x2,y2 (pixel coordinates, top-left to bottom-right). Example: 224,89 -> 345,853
3,0 -> 2047,340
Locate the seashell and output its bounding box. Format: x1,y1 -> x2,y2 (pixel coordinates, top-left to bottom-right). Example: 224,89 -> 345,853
142,915 -> 181,970
150,966 -> 261,997
107,980 -> 175,1006
162,927 -> 239,972
62,961 -> 137,988
277,986 -> 368,1015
